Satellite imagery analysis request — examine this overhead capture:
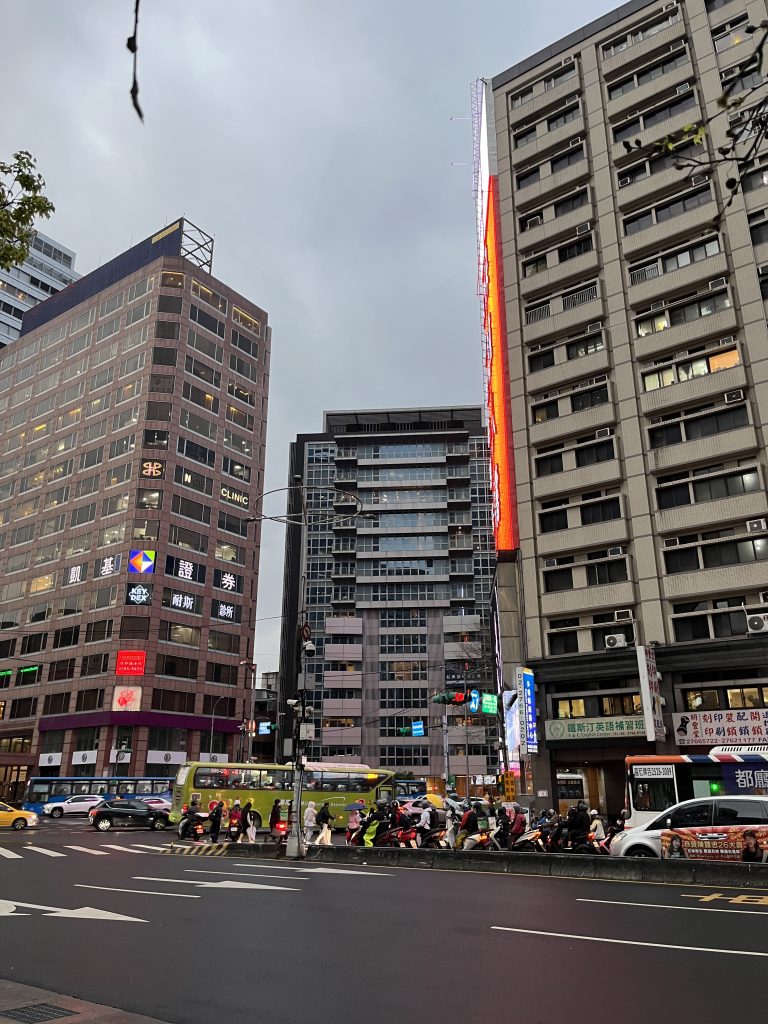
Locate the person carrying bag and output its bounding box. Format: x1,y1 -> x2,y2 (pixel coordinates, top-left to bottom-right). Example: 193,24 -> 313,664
315,801 -> 335,845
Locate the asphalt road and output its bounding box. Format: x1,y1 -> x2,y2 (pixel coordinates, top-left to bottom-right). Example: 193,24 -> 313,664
1,820 -> 767,1024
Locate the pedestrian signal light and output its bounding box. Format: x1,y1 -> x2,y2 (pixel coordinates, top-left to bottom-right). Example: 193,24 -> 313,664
709,781 -> 722,795
431,691 -> 469,705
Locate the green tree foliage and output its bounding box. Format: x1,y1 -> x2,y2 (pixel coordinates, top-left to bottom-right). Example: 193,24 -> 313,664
0,151 -> 55,272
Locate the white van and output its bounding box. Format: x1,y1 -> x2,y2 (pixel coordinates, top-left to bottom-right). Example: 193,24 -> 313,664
610,795 -> 768,860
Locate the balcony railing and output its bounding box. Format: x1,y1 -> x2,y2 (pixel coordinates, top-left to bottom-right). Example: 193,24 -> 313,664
525,303 -> 551,325
562,283 -> 598,310
629,264 -> 660,286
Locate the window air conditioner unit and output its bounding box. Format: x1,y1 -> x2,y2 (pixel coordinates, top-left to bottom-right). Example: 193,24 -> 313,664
664,537 -> 679,547
563,55 -> 574,65
608,547 -> 625,557
761,591 -> 768,603
544,558 -> 558,567
676,83 -> 691,95
605,634 -> 628,649
587,321 -> 602,333
728,112 -> 742,125
721,67 -> 737,80
747,613 -> 768,635
618,176 -> 632,188
650,301 -> 665,311
720,335 -> 735,346
709,277 -> 726,291
690,174 -> 708,186
724,389 -> 744,403
663,2 -> 677,9
615,609 -> 633,621
760,265 -> 768,277
747,518 -> 767,534
596,427 -> 613,439
670,39 -> 685,51
577,222 -> 591,235
570,136 -> 583,147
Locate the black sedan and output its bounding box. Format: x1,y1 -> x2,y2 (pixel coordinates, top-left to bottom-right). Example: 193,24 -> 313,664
89,799 -> 169,832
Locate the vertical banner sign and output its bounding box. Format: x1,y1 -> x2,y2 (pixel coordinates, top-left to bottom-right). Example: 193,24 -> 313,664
636,646 -> 665,742
515,666 -> 538,756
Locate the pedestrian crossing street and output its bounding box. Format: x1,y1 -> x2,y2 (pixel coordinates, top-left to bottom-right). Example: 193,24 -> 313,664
0,842 -> 172,861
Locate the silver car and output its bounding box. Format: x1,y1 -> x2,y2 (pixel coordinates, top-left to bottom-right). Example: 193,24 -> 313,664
610,795 -> 768,858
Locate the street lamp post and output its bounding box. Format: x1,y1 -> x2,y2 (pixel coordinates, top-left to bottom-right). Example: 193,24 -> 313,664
208,695 -> 228,760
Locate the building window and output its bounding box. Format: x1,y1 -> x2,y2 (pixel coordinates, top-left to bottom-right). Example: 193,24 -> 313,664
548,631 -> 579,655
151,688 -> 195,714
81,654 -> 109,677
42,692 -> 70,716
544,568 -> 573,592
76,688 -> 105,712
156,654 -> 199,680
160,621 -> 201,647
554,698 -> 585,718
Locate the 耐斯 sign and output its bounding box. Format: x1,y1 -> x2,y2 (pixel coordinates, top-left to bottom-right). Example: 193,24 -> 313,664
672,709 -> 768,746
545,716 -> 646,741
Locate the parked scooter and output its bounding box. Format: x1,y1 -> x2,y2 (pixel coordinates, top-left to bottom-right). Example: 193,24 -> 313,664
509,827 -> 547,853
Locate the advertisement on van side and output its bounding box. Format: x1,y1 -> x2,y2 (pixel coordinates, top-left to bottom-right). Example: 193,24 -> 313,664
661,826 -> 768,863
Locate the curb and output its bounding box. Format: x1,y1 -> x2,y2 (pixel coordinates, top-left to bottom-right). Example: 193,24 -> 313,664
217,843 -> 768,887
163,841 -> 281,857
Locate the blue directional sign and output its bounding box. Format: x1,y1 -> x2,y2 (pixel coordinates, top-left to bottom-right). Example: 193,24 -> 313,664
258,721 -> 271,736
412,720 -> 425,737
469,689 -> 480,714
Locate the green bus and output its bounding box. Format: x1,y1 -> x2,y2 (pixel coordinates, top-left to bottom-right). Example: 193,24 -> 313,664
171,761 -> 396,829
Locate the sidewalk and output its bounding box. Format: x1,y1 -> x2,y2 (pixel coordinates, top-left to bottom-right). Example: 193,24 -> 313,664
0,980 -> 174,1024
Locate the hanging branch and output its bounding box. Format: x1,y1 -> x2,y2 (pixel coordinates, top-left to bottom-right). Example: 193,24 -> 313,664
622,20 -> 768,229
126,0 -> 144,122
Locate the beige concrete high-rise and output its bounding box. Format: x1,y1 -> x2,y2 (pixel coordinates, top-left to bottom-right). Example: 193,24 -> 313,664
480,0 -> 768,813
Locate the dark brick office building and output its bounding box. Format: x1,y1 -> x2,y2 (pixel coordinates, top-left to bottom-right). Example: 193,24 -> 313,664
0,219 -> 270,799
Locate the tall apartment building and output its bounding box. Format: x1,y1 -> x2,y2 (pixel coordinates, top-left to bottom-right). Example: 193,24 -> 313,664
0,232 -> 79,346
0,219 -> 270,801
478,0 -> 768,813
279,408 -> 498,790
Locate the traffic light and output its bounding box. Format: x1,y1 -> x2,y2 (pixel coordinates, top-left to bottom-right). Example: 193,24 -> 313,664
431,691 -> 469,705
397,726 -> 413,736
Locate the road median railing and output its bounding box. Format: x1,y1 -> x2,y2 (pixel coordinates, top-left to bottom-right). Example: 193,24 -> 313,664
161,840 -> 768,886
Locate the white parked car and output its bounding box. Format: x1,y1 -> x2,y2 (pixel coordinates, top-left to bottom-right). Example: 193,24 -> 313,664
139,797 -> 172,812
42,794 -> 105,818
610,795 -> 768,859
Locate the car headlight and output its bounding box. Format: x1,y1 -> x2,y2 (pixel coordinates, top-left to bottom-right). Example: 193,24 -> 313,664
29,814 -> 38,824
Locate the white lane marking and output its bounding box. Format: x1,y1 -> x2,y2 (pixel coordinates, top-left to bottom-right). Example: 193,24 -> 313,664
491,925 -> 768,958
308,867 -> 393,876
64,846 -> 109,856
133,875 -> 300,892
131,844 -> 170,851
232,861 -> 392,876
577,897 -> 768,917
101,844 -> 145,853
185,869 -> 309,880
0,898 -> 145,921
25,846 -> 66,858
0,848 -> 23,859
75,884 -> 199,899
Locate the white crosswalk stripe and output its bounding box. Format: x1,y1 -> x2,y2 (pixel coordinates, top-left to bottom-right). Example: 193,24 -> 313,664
64,845 -> 109,856
101,844 -> 146,853
0,847 -> 23,859
25,846 -> 66,857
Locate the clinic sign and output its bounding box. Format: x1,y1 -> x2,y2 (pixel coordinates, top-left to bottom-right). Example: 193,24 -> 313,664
672,709 -> 768,747
220,484 -> 249,507
515,666 -> 538,756
637,646 -> 664,742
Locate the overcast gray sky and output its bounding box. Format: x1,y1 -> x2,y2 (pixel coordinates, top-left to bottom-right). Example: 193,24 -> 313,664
2,0 -> 615,674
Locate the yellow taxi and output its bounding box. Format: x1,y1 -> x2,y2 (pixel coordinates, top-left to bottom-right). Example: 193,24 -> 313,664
0,801 -> 38,830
